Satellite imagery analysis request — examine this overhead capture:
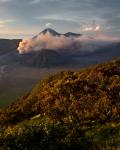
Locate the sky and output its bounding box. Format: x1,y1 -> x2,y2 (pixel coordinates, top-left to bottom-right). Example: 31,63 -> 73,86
0,0 -> 120,39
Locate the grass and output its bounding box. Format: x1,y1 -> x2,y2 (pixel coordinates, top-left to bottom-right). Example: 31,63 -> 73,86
85,122 -> 120,150
1,115 -> 120,150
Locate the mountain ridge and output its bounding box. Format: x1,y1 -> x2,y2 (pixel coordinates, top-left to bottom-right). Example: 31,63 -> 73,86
33,28 -> 82,39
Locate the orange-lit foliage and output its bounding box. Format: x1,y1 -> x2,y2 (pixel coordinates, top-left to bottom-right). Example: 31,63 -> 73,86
0,58 -> 120,127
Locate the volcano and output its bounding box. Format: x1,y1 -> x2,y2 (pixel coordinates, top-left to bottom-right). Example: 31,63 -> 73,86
33,28 -> 82,39
64,32 -> 82,38
33,28 -> 61,39
16,28 -> 120,68
19,49 -> 73,68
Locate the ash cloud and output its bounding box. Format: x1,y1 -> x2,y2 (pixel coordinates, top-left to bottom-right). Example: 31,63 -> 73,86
17,31 -> 120,54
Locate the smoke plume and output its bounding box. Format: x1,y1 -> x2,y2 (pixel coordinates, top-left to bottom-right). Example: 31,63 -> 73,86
17,31 -> 120,54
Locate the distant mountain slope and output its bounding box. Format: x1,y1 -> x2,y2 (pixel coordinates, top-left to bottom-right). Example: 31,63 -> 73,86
40,28 -> 61,36
64,32 -> 82,37
19,49 -> 74,67
33,28 -> 82,39
0,39 -> 21,55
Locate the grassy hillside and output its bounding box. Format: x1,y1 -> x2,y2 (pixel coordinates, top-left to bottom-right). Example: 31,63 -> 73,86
0,57 -> 120,150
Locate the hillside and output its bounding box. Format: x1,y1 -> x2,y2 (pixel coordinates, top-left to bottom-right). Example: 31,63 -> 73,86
0,57 -> 120,150
19,49 -> 74,67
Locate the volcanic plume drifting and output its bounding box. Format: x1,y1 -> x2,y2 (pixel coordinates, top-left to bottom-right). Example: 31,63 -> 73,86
17,28 -> 120,55
17,34 -> 79,54
17,28 -> 82,54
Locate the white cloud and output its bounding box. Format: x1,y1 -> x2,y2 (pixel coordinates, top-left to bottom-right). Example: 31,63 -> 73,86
82,25 -> 101,32
84,27 -> 93,31
95,25 -> 100,31
45,22 -> 52,28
